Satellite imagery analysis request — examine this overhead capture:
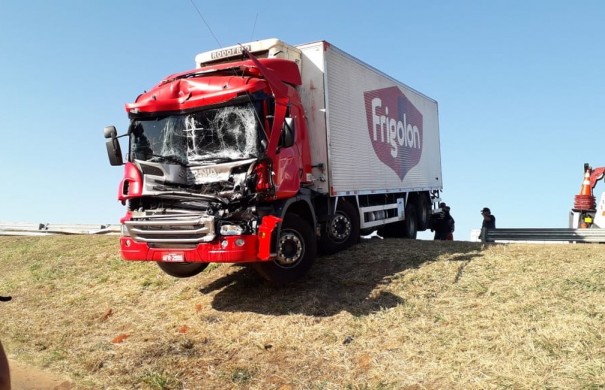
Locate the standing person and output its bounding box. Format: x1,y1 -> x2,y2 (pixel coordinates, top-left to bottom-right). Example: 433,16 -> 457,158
430,203 -> 455,240
444,206 -> 455,240
481,207 -> 496,229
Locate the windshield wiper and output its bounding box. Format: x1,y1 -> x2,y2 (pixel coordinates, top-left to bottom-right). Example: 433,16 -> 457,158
150,154 -> 188,166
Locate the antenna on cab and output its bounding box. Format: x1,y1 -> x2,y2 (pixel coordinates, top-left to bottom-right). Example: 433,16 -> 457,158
188,0 -> 222,48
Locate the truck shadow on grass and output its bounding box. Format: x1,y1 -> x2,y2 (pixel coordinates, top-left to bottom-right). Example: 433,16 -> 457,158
199,238 -> 483,317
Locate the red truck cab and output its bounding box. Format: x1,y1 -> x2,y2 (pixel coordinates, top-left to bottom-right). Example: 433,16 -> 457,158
104,42 -> 318,283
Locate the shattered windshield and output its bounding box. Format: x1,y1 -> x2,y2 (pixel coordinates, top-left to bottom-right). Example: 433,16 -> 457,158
129,102 -> 266,165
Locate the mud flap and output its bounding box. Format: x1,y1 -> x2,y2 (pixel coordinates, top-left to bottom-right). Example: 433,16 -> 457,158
257,215 -> 282,260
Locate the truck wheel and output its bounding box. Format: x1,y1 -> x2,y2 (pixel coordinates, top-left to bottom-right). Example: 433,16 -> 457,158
404,203 -> 418,239
157,262 -> 208,278
319,200 -> 360,255
254,213 -> 317,285
416,194 -> 430,231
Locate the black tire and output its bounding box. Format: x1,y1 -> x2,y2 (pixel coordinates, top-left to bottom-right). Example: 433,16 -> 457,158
157,262 -> 208,278
416,194 -> 431,231
254,213 -> 317,285
404,203 -> 418,239
378,201 -> 419,239
319,200 -> 360,255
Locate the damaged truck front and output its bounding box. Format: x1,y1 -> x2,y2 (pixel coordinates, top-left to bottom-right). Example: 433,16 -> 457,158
105,50 -> 317,284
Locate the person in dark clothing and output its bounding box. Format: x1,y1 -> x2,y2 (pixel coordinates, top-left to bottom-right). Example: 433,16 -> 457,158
481,207 -> 496,229
0,340 -> 9,390
430,203 -> 455,240
0,297 -> 11,390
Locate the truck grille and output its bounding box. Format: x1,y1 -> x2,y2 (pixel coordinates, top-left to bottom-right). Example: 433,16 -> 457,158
124,212 -> 215,246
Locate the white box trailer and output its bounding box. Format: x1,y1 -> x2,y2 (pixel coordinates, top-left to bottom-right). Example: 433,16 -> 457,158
295,41 -> 442,197
196,39 -> 442,196
196,39 -> 442,233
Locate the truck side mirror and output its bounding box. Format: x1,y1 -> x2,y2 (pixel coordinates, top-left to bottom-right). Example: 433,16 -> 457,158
104,125 -> 118,139
104,126 -> 124,166
281,117 -> 295,148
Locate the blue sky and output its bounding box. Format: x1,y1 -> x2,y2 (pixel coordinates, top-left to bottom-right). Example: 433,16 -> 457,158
1,1 -> 604,240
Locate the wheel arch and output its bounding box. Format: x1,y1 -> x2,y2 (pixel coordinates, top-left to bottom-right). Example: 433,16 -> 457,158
334,195 -> 359,213
268,191 -> 317,235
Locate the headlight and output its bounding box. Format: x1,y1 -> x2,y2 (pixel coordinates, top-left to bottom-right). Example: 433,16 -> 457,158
220,224 -> 243,236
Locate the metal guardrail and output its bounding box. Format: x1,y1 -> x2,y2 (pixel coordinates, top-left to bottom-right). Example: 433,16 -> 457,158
481,227 -> 605,243
3,223 -> 604,242
0,222 -> 121,236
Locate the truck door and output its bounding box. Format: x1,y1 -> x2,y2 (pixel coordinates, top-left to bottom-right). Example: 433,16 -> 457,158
273,107 -> 302,199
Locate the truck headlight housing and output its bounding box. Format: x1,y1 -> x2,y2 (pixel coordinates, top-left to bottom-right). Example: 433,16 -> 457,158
220,224 -> 244,236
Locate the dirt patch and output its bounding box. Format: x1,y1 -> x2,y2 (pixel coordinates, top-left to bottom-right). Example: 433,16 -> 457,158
8,359 -> 73,390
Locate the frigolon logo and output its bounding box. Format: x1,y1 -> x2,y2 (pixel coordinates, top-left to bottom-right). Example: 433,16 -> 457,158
364,86 -> 423,180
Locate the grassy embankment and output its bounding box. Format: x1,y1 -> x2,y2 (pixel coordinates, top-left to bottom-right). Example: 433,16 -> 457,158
1,235 -> 604,389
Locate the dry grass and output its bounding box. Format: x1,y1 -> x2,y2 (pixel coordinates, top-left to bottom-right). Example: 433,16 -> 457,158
1,235 -> 604,389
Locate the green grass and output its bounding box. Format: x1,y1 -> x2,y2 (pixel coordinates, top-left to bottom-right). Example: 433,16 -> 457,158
1,236 -> 605,389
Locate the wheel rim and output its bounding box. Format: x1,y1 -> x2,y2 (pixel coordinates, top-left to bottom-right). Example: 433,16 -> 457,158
276,229 -> 304,267
328,213 -> 351,242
